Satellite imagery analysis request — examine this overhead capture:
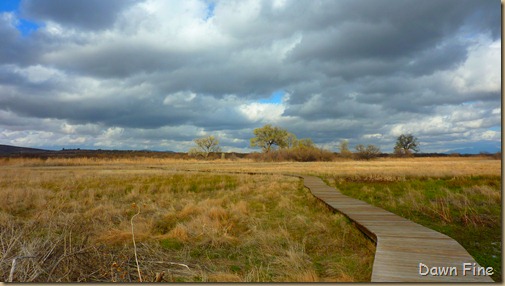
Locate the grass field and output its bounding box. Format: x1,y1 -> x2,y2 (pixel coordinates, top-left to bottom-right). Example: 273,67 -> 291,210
0,163 -> 374,282
0,156 -> 500,282
2,156 -> 498,177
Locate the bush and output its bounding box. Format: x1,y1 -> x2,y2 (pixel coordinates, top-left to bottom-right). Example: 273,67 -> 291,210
247,147 -> 334,162
393,147 -> 413,158
338,140 -> 353,159
354,144 -> 381,160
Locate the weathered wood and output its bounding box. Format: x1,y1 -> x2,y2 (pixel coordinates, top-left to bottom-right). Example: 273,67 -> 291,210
301,175 -> 494,282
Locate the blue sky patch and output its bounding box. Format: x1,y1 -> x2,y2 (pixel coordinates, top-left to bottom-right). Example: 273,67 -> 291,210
0,0 -> 41,36
17,18 -> 40,36
259,90 -> 284,104
0,0 -> 20,12
204,1 -> 215,20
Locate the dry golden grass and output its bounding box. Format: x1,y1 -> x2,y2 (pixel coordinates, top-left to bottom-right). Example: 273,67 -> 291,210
1,156 -> 500,177
0,156 -> 499,282
206,272 -> 243,282
0,161 -> 376,282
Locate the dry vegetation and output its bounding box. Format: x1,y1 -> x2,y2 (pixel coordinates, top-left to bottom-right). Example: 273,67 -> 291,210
0,164 -> 374,282
0,156 -> 500,282
1,156 -> 500,177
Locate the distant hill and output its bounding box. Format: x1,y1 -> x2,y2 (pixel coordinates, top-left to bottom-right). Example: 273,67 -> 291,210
0,144 -> 50,155
445,145 -> 501,155
0,144 -> 183,159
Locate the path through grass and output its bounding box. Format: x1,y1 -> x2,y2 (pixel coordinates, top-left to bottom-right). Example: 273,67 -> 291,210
325,174 -> 501,282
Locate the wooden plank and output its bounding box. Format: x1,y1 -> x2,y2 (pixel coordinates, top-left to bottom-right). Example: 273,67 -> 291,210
301,175 -> 494,282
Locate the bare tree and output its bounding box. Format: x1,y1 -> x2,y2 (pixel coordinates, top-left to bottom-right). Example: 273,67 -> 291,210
189,135 -> 221,159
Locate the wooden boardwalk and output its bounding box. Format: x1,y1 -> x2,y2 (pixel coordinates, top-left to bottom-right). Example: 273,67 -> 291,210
301,175 -> 494,282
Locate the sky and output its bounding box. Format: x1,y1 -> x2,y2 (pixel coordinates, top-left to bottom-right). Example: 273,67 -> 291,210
0,0 -> 501,154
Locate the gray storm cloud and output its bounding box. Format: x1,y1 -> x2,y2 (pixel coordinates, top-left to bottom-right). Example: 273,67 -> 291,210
0,0 -> 500,153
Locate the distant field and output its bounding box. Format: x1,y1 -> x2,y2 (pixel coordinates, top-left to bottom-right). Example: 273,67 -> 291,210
1,156 -> 500,176
0,157 -> 500,282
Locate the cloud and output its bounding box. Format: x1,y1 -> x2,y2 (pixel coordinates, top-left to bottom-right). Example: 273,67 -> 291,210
239,102 -> 285,123
21,0 -> 139,31
0,12 -> 39,65
449,39 -> 500,94
0,0 -> 500,153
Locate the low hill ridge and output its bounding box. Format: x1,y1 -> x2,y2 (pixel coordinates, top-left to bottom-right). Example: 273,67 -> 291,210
0,144 -> 50,155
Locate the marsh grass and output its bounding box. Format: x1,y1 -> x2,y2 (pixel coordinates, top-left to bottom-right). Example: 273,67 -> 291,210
326,174 -> 501,282
0,167 -> 374,282
0,157 -> 499,282
1,157 -> 500,178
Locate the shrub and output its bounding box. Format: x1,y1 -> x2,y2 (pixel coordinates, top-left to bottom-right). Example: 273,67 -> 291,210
247,147 -> 334,162
338,140 -> 353,159
354,144 -> 380,160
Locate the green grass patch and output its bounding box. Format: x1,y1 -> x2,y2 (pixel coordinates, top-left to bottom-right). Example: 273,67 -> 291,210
160,238 -> 184,250
325,175 -> 501,282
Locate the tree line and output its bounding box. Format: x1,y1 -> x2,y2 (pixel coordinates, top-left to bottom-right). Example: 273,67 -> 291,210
189,124 -> 420,161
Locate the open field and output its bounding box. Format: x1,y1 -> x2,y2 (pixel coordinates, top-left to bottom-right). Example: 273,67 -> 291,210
1,156 -> 500,176
0,156 -> 500,282
0,164 -> 374,282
